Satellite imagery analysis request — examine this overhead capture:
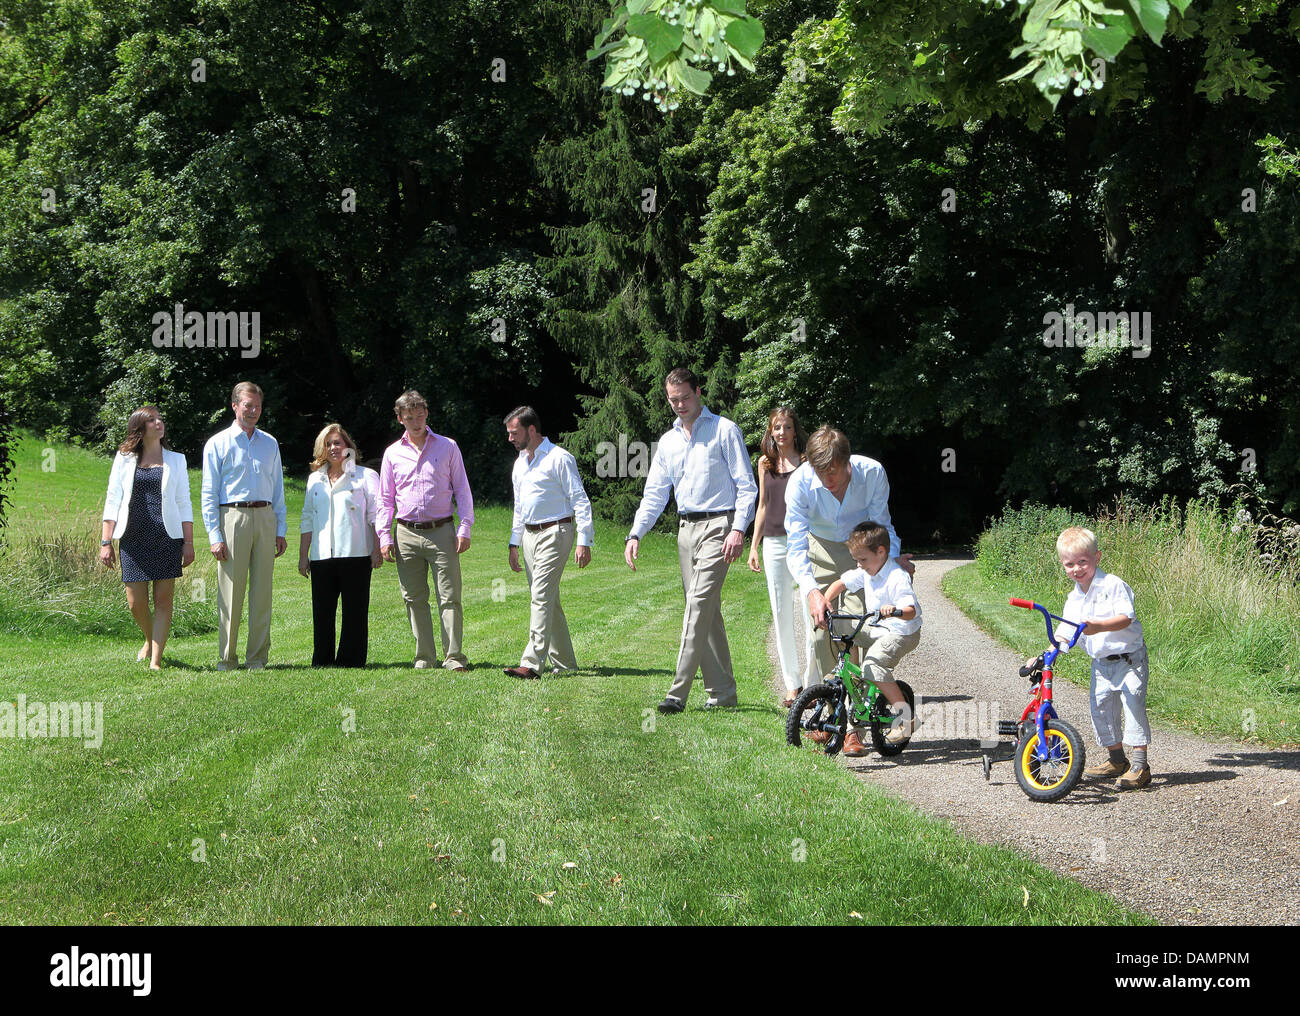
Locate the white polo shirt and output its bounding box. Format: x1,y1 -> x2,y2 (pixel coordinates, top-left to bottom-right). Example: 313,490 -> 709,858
1059,569 -> 1145,659
839,558 -> 921,636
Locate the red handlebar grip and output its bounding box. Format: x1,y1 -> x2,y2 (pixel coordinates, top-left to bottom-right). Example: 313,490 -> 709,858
1009,598 -> 1034,609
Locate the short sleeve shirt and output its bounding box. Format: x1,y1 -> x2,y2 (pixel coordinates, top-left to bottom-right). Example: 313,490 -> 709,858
1062,570 -> 1144,658
840,559 -> 921,636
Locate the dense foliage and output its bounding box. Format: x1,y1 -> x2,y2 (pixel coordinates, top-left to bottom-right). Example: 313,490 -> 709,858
1,0 -> 1296,543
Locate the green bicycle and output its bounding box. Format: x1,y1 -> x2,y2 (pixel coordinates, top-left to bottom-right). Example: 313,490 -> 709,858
785,610 -> 917,757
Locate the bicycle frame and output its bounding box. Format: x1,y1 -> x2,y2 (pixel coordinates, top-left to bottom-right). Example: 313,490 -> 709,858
824,610 -> 890,725
1009,598 -> 1085,763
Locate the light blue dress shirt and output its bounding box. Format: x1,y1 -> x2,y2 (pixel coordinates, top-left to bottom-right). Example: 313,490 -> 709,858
628,407 -> 757,540
510,438 -> 595,547
201,421 -> 288,543
784,455 -> 901,596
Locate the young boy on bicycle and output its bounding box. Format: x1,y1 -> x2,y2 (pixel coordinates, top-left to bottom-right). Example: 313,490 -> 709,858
817,521 -> 922,757
1052,526 -> 1152,789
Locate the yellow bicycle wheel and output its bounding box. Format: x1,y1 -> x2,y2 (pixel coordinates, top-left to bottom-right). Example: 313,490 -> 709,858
1015,719 -> 1085,802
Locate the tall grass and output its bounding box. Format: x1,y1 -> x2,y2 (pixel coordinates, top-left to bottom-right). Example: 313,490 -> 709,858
0,512 -> 215,638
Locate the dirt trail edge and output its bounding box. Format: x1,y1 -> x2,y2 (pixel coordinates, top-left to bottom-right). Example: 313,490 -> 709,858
770,556 -> 1300,925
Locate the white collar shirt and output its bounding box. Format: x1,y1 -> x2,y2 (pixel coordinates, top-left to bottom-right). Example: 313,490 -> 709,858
628,406 -> 757,540
839,559 -> 922,635
510,438 -> 595,547
784,455 -> 901,597
1060,569 -> 1145,658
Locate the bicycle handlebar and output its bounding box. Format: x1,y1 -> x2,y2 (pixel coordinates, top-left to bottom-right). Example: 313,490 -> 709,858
820,609 -> 886,645
1008,597 -> 1086,666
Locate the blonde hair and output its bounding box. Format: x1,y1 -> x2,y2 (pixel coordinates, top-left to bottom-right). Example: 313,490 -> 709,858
1056,526 -> 1098,557
309,423 -> 358,472
805,426 -> 850,472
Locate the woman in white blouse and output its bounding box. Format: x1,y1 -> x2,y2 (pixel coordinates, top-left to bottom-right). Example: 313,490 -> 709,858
298,424 -> 382,666
100,405 -> 195,669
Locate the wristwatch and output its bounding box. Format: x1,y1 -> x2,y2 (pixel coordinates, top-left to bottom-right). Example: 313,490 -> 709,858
100,539 -> 112,547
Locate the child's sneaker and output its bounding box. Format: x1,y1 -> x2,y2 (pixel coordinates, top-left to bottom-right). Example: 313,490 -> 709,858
1084,758 -> 1127,779
885,719 -> 910,745
1117,765 -> 1151,789
884,705 -> 914,744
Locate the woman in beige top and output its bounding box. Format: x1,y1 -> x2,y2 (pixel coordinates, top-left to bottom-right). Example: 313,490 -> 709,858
747,407 -> 816,707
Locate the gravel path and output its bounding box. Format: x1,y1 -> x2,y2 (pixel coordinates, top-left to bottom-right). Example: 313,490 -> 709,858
769,556 -> 1300,925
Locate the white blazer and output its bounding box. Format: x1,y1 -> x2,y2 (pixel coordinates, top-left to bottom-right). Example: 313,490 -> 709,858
299,458 -> 380,560
103,449 -> 194,540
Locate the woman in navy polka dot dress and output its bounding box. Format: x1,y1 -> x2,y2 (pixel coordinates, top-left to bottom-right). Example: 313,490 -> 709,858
100,407 -> 196,668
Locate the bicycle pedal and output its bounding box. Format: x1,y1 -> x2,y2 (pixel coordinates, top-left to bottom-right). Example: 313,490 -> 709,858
997,720 -> 1020,737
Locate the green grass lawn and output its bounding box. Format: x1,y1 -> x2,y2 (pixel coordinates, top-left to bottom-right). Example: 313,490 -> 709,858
0,434 -> 1149,925
943,562 -> 1300,748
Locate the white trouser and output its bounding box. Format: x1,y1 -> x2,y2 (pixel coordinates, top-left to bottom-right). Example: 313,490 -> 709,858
1089,646 -> 1151,747
762,535 -> 817,692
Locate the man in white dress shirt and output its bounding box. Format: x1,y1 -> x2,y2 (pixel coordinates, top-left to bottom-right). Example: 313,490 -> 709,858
502,406 -> 594,679
785,426 -> 913,679
625,368 -> 757,713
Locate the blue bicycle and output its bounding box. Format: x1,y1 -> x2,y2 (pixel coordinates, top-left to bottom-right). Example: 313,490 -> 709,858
980,598 -> 1087,802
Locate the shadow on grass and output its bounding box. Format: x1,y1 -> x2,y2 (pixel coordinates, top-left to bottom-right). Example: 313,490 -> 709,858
583,665 -> 673,678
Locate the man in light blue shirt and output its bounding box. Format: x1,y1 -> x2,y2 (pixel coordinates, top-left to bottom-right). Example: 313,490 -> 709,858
201,382 -> 287,670
624,368 -> 757,713
503,406 -> 594,679
785,426 -> 912,677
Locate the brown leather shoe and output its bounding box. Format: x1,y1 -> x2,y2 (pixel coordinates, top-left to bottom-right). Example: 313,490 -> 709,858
504,666 -> 539,679
804,729 -> 830,744
843,731 -> 868,757
1117,765 -> 1151,790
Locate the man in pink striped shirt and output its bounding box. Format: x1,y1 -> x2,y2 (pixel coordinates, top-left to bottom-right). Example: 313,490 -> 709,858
377,390 -> 474,670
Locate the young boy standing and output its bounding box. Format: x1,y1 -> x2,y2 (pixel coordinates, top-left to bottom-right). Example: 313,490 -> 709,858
1055,526 -> 1152,789
813,521 -> 922,758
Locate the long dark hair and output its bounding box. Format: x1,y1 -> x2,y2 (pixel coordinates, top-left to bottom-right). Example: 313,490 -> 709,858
759,406 -> 808,472
118,405 -> 171,456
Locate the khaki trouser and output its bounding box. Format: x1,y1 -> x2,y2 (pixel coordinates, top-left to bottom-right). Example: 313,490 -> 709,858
667,513 -> 737,705
849,628 -> 921,735
217,505 -> 276,668
519,521 -> 577,672
807,533 -> 868,679
394,522 -> 466,668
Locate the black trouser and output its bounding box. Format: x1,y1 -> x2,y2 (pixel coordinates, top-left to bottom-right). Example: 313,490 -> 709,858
309,556 -> 372,667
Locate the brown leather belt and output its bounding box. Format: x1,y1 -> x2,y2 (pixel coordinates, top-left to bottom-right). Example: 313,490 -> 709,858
221,501 -> 270,508
525,516 -> 574,533
397,516 -> 453,530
